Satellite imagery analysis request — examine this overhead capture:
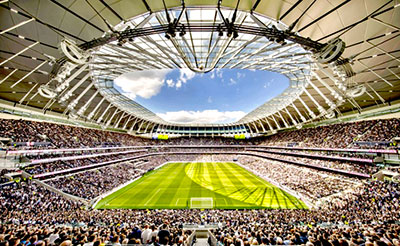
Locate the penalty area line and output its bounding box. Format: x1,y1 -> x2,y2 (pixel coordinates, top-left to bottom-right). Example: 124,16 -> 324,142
144,188 -> 162,206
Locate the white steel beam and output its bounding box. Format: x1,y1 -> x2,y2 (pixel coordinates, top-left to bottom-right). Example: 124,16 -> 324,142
304,90 -> 326,114
271,114 -> 281,129
77,91 -> 99,115
0,18 -> 35,35
284,108 -> 297,125
298,97 -> 316,119
96,103 -> 112,123
18,83 -> 38,104
277,110 -> 289,128
106,108 -> 119,127
291,103 -> 307,122
114,112 -> 125,128
308,79 -> 335,108
122,115 -> 133,129
87,97 -> 105,120
66,82 -> 93,112
10,61 -> 47,88
258,120 -> 266,132
0,41 -> 39,66
0,68 -> 18,85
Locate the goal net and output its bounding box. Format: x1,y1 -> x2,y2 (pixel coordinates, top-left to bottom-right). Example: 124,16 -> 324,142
189,197 -> 214,209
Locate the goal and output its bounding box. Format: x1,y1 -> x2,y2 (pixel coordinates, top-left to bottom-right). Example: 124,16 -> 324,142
189,197 -> 214,209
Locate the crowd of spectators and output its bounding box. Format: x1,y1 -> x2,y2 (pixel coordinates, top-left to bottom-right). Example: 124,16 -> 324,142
1,118 -> 399,150
358,118 -> 400,142
0,117 -> 399,245
23,152 -> 147,175
246,151 -> 379,175
0,179 -> 399,245
45,162 -> 144,199
237,156 -> 360,201
0,169 -> 13,183
260,118 -> 399,148
0,183 -> 82,225
0,119 -> 150,148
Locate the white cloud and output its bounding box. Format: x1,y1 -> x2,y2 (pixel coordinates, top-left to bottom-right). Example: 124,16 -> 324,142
229,78 -> 237,85
216,68 -> 223,78
166,79 -> 175,87
114,70 -> 170,99
122,92 -> 136,100
170,68 -> 197,89
157,110 -> 246,124
210,71 -> 215,79
207,96 -> 212,103
115,69 -> 198,98
179,68 -> 196,84
236,72 -> 245,79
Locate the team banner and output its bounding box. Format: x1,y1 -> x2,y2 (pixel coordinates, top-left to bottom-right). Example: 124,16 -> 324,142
158,134 -> 169,140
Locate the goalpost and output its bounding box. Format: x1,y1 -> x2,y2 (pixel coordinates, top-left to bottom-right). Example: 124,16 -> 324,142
189,197 -> 214,209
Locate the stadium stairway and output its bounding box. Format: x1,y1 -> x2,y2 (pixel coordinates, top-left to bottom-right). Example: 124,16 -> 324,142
0,152 -> 20,169
188,228 -> 216,246
193,238 -> 210,246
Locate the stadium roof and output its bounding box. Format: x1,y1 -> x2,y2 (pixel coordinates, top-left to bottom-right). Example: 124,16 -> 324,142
0,0 -> 399,136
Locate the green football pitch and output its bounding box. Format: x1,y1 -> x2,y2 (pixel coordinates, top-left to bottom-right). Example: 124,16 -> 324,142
95,162 -> 307,209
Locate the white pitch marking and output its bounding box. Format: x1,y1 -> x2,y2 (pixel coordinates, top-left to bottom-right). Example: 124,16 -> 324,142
144,188 -> 162,206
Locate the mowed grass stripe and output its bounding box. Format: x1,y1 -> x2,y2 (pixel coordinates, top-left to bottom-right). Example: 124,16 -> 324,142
170,164 -> 195,207
152,163 -> 188,207
95,162 -> 308,209
206,163 -> 234,207
137,163 -> 180,207
102,163 -> 178,208
212,162 -> 242,198
218,162 -> 260,203
230,164 -> 295,208
224,163 -> 268,205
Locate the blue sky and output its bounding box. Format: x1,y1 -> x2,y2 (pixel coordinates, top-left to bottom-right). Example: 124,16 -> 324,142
114,68 -> 288,124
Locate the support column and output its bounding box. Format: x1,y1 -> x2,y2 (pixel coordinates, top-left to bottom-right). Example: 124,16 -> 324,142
271,114 -> 281,129
122,115 -> 133,129
252,122 -> 259,133
105,109 -> 119,127
284,108 -> 297,125
262,118 -> 274,131
277,110 -> 289,128
96,103 -> 112,124
129,118 -> 140,132
247,123 -> 254,134
65,82 -> 93,113
298,97 -> 316,119
258,120 -> 266,132
304,90 -> 326,114
291,102 -> 307,122
114,112 -> 125,128
77,91 -> 99,116
87,97 -> 105,120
